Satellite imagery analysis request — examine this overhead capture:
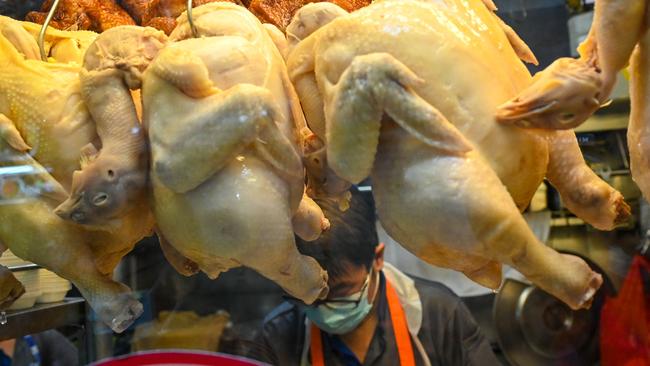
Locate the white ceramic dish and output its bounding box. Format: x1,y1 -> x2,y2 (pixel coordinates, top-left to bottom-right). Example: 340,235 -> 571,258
0,251 -> 31,267
36,290 -> 68,304
9,291 -> 42,310
14,271 -> 40,294
42,283 -> 71,292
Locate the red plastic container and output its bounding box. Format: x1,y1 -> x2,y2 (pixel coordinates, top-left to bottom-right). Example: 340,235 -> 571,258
91,350 -> 268,366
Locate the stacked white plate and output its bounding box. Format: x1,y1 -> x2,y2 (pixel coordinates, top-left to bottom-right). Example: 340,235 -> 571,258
36,269 -> 71,304
0,250 -> 31,267
9,269 -> 41,309
0,250 -> 42,309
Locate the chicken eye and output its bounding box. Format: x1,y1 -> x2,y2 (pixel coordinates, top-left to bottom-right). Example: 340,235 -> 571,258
92,192 -> 109,206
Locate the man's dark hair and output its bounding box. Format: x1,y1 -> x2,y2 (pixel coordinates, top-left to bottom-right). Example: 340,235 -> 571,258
296,187 -> 379,279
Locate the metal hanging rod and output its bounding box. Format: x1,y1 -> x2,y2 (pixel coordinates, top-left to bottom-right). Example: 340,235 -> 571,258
187,0 -> 199,38
38,0 -> 61,61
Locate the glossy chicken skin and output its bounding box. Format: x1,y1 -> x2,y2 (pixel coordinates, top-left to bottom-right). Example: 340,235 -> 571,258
286,0 -> 629,309
0,16 -> 97,192
0,17 -> 154,332
143,3 -> 328,304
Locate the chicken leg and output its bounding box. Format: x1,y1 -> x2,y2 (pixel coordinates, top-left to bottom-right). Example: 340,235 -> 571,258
0,129 -> 144,332
546,130 -> 630,230
0,18 -> 39,60
628,27 -> 650,200
325,53 -> 472,184
150,81 -> 303,202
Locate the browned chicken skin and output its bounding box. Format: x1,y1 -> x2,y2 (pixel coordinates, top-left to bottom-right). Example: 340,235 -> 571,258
119,0 -> 160,25
25,0 -> 370,34
144,16 -> 177,35
26,0 -> 135,32
249,0 -> 304,31
249,0 -> 370,31
120,0 -> 236,35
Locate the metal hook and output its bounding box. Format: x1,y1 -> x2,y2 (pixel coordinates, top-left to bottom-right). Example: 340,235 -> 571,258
38,0 -> 61,61
187,0 -> 199,38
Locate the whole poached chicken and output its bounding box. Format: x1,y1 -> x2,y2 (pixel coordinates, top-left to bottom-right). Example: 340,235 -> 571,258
0,16 -> 154,332
286,0 -> 630,309
142,3 -> 328,304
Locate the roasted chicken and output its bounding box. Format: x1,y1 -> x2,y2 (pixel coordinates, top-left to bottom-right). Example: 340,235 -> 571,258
26,0 -> 136,32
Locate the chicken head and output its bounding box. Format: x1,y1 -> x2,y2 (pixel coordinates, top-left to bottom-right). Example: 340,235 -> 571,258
55,26 -> 167,230
497,0 -> 648,129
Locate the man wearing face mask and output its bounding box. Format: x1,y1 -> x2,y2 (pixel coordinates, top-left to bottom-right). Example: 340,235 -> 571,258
249,187 -> 500,366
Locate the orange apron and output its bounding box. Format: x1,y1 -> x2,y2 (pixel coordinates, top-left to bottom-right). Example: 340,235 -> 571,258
310,279 -> 416,366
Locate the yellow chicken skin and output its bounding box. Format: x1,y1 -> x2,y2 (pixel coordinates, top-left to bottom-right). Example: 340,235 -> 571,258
143,3 -> 328,304
0,17 -> 154,332
286,0 -> 628,309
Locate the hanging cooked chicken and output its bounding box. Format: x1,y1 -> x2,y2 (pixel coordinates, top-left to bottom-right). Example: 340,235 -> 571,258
0,16 -> 154,332
286,0 -> 631,310
54,26 -> 166,229
138,2 -> 328,304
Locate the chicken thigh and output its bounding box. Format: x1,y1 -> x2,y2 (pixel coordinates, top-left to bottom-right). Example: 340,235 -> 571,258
286,0 -> 629,309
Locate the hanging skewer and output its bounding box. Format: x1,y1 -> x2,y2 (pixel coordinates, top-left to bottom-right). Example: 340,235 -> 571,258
187,0 -> 199,38
38,0 -> 61,61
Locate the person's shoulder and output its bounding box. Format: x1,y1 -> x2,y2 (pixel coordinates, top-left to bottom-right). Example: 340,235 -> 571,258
251,302 -> 304,364
412,276 -> 462,300
33,329 -> 74,348
411,276 -> 464,312
32,330 -> 79,366
261,301 -> 302,334
263,301 -> 298,323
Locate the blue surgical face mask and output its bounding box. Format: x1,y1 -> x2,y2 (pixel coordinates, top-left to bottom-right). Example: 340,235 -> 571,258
304,270 -> 379,334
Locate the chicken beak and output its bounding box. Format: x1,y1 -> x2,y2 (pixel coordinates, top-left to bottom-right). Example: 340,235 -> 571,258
54,194 -> 85,223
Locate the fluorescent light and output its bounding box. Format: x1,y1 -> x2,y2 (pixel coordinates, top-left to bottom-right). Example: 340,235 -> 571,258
0,166 -> 35,176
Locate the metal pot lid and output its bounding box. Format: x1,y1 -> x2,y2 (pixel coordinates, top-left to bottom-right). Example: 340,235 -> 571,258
494,278 -> 603,366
